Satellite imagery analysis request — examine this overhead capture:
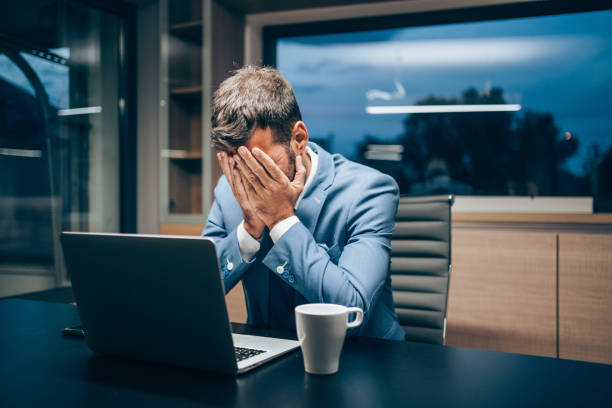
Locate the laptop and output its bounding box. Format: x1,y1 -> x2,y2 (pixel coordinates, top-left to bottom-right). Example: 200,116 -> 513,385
60,232 -> 300,374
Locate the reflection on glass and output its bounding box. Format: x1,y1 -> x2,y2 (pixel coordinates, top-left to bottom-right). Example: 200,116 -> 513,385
0,0 -> 122,296
0,54 -> 36,95
277,8 -> 612,211
0,52 -> 52,280
22,51 -> 70,109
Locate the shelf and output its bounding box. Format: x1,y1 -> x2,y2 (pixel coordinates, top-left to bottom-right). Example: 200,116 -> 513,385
162,149 -> 202,159
169,20 -> 202,44
170,156 -> 201,172
170,154 -> 202,161
170,85 -> 202,95
170,154 -> 202,160
170,86 -> 202,104
168,151 -> 201,173
161,1 -> 204,219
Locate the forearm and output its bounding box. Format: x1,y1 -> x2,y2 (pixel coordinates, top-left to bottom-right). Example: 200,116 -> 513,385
262,222 -> 388,318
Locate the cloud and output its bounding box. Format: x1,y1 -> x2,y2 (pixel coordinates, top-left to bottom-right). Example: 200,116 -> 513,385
278,35 -> 600,70
366,80 -> 406,101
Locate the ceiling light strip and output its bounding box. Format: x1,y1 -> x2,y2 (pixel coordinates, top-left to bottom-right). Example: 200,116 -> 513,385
366,104 -> 521,114
57,106 -> 102,116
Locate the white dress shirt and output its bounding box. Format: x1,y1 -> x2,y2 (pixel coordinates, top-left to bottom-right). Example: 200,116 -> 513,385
237,146 -> 318,262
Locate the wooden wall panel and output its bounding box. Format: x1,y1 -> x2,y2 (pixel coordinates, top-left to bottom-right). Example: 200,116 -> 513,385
559,234 -> 612,364
159,223 -> 248,323
446,231 -> 557,357
159,223 -> 203,236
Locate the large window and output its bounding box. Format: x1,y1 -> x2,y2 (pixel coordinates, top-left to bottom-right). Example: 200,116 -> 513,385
271,4 -> 612,212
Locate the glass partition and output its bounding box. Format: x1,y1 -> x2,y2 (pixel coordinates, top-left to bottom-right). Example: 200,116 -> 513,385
0,0 -> 128,297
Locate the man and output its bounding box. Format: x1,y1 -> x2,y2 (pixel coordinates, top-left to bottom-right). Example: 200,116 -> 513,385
202,66 -> 405,340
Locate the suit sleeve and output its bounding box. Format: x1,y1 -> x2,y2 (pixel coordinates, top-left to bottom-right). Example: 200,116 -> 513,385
201,177 -> 256,293
261,174 -> 399,328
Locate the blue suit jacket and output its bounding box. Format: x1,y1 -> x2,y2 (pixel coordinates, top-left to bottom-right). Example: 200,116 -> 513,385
202,142 -> 405,340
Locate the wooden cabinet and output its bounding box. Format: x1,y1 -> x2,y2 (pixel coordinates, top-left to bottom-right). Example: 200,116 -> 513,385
445,231 -> 557,357
446,230 -> 612,364
559,234 -> 612,364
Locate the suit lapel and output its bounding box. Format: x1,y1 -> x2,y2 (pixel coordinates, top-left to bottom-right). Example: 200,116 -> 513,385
295,142 -> 335,234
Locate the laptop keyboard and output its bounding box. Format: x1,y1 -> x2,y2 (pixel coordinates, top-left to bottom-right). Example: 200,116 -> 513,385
235,346 -> 266,362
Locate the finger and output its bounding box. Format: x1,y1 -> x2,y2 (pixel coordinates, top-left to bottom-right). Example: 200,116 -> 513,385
232,168 -> 246,199
291,154 -> 307,188
235,154 -> 264,193
217,152 -> 235,191
226,156 -> 240,193
234,167 -> 256,203
238,146 -> 275,187
251,147 -> 286,182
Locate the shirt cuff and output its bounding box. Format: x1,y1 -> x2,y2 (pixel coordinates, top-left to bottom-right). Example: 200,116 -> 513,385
237,220 -> 261,262
270,216 -> 300,244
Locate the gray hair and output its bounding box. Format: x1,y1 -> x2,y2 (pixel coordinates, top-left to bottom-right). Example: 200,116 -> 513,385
211,66 -> 302,151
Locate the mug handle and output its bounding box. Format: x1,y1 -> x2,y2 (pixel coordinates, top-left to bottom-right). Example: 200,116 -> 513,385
346,307 -> 364,329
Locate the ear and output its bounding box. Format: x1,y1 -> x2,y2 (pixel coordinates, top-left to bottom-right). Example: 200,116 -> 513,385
290,121 -> 309,154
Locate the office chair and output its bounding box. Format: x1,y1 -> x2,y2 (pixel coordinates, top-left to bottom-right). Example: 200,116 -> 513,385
390,195 -> 454,344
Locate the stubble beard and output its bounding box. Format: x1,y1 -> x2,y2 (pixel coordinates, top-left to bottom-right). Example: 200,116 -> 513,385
287,147 -> 296,181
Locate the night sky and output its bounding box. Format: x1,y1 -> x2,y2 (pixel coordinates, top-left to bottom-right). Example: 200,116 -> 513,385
277,8 -> 612,177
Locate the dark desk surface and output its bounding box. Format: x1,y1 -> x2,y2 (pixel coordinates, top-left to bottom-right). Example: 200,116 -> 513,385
1,299 -> 611,408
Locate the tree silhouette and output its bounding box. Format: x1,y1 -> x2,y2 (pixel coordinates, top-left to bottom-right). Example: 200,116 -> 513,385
585,144 -> 612,212
512,110 -> 580,195
399,87 -> 516,194
359,86 -> 582,197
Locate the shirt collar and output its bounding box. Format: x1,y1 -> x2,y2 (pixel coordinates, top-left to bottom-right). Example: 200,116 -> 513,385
295,146 -> 318,209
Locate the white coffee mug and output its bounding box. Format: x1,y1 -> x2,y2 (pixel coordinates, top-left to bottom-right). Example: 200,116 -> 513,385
295,303 -> 364,375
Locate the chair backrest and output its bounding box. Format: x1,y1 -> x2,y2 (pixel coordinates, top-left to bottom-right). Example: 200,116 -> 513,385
391,195 -> 454,344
